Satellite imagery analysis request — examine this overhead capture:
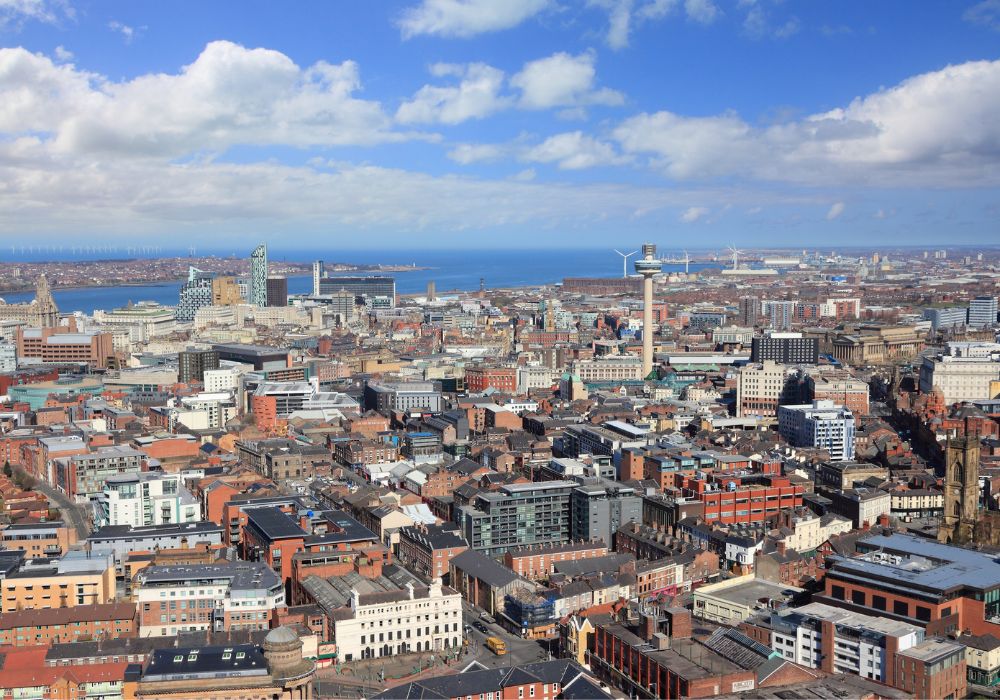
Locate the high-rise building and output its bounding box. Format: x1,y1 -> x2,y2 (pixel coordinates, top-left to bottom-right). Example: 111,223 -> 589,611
738,295 -> 759,327
249,243 -> 268,307
312,260 -> 324,296
923,306 -> 968,331
211,276 -> 243,306
969,296 -> 998,328
751,332 -> 819,364
764,300 -> 796,330
177,348 -> 220,383
317,276 -> 396,307
778,400 -> 856,461
177,267 -> 215,322
266,275 -> 287,307
570,480 -> 641,547
634,243 -> 662,379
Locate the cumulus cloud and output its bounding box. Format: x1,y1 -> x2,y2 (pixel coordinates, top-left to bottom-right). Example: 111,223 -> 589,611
511,51 -> 624,109
743,4 -> 799,40
680,206 -> 709,222
825,201 -> 845,220
396,62 -> 507,124
522,131 -> 629,169
613,59 -> 1000,186
53,45 -> 72,61
684,0 -> 720,24
0,41 -> 417,157
108,20 -> 143,44
446,142 -> 507,164
398,0 -> 550,38
590,0 -> 725,49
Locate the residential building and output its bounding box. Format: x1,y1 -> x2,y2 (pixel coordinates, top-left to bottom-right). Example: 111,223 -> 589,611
0,602 -> 136,646
736,361 -> 795,418
1,550 -> 116,613
93,472 -> 201,528
87,521 -> 225,570
571,481 -> 642,547
964,633 -> 1000,687
778,400 -> 856,461
504,540 -> 609,580
894,638 -> 967,699
133,560 -> 284,637
178,348 -> 220,383
459,480 -> 574,557
396,523 -> 468,583
249,243 -> 268,307
770,602 -> 923,684
266,275 -> 288,307
53,445 -> 147,501
177,267 -> 216,322
0,521 -> 78,557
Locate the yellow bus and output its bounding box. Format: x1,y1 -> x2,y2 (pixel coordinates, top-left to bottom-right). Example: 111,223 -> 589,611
486,637 -> 507,656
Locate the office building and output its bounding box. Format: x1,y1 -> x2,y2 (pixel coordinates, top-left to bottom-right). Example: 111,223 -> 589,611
213,342 -> 289,371
93,302 -> 177,341
770,602 -> 923,684
570,481 -> 641,547
87,522 -> 225,569
363,380 -> 443,413
969,296 -> 999,328
817,533 -> 1000,637
93,472 -> 201,528
572,355 -> 644,383
177,267 -> 215,322
736,361 -> 795,418
0,521 -> 78,557
919,341 -> 1000,404
0,275 -> 59,327
318,275 -> 396,307
177,348 -> 220,383
459,481 -> 574,557
248,243 -> 268,307
751,332 -> 819,364
923,306 -> 968,331
778,400 -> 856,461
894,639 -> 967,700
739,295 -> 760,327
16,326 -> 114,369
713,326 -> 753,346
266,275 -> 288,307
133,560 -> 284,637
332,578 -> 462,660
0,341 -> 15,372
804,373 -> 870,418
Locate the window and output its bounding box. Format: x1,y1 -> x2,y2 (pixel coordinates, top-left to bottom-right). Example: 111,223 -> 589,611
916,606 -> 931,622
872,595 -> 887,611
894,601 -> 909,616
851,590 -> 866,605
831,585 -> 845,600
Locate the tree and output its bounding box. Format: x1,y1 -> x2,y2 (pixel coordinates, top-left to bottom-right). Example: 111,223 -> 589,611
2,461 -> 10,478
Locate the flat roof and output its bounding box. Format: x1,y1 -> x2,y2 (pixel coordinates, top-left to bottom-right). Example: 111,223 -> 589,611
699,577 -> 800,608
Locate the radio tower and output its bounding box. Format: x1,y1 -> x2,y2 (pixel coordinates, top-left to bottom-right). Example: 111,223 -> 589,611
635,243 -> 662,379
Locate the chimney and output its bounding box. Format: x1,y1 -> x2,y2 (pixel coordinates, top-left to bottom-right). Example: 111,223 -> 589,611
862,520 -> 871,531
642,613 -> 657,641
776,540 -> 787,557
878,513 -> 890,528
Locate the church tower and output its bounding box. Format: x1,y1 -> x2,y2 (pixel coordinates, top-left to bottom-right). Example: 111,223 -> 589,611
938,433 -> 981,545
34,275 -> 59,327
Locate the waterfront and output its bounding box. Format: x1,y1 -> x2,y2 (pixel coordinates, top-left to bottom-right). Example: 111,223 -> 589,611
0,249 -> 715,315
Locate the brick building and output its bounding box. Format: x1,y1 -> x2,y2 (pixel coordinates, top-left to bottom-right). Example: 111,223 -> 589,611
504,540 -> 608,580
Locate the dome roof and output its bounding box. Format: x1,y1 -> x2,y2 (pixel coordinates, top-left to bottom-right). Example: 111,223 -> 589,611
264,626 -> 300,646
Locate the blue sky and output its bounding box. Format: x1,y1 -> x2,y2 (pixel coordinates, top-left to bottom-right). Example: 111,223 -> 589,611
1,0 -> 999,249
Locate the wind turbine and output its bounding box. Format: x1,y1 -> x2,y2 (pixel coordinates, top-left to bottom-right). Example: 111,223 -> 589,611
728,245 -> 743,270
614,249 -> 639,278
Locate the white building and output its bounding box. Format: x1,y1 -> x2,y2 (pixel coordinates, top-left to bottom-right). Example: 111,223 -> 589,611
919,342 -> 1000,404
517,365 -> 557,393
0,342 -> 15,372
969,296 -> 998,328
779,511 -> 853,552
778,400 -> 855,461
93,472 -> 201,528
736,361 -> 793,418
333,578 -> 463,661
713,326 -> 754,345
571,356 -> 644,383
203,364 -> 251,393
93,303 -> 177,342
179,392 -> 238,428
771,602 -> 923,682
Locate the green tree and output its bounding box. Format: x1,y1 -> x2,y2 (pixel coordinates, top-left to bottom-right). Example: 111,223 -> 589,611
2,461 -> 11,478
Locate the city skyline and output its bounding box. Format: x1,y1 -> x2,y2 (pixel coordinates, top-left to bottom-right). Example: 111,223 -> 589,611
1,1 -> 999,247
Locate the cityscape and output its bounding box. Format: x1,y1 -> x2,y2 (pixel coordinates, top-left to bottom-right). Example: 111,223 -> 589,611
2,1 -> 1000,699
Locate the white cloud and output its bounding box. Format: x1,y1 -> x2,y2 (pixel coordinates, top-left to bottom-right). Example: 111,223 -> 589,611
680,206 -> 709,222
53,45 -> 72,61
446,142 -> 507,164
398,0 -> 550,39
108,20 -> 137,44
0,42 -> 418,157
511,51 -> 623,110
0,0 -> 69,28
825,201 -> 845,220
743,5 -> 799,40
522,131 -> 629,169
684,0 -> 720,24
964,0 -> 1000,31
613,59 -> 1000,187
397,63 -> 507,124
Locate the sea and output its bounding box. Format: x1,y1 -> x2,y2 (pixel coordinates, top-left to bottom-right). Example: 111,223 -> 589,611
0,248 -> 715,315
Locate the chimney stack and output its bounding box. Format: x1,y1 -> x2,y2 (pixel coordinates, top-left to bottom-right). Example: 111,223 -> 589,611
776,540 -> 787,557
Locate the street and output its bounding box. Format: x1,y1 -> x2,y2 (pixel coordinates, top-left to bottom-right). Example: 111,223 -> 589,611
460,602 -> 550,668
33,479 -> 91,539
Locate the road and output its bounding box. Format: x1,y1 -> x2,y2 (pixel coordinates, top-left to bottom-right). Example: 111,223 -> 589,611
33,480 -> 91,539
461,602 -> 549,668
